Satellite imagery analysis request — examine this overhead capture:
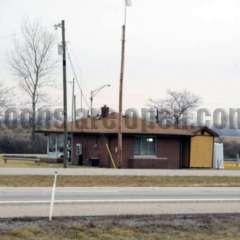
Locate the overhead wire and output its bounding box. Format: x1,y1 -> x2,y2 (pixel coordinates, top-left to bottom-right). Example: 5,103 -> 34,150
66,49 -> 90,109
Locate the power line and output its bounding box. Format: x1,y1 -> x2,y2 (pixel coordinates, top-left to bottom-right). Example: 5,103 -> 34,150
67,50 -> 90,109
67,45 -> 84,77
67,51 -> 90,109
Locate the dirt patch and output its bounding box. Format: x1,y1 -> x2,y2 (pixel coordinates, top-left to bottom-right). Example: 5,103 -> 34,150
1,214 -> 240,240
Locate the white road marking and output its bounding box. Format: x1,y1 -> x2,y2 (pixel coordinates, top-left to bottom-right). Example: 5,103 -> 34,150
0,198 -> 240,205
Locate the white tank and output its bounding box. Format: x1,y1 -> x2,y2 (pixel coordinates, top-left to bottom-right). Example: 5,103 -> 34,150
213,143 -> 224,169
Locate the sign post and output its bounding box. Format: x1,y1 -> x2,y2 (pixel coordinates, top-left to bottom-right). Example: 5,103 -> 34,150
49,171 -> 58,221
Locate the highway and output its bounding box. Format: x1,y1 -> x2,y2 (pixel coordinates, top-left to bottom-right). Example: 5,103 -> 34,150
1,187 -> 240,203
0,187 -> 240,218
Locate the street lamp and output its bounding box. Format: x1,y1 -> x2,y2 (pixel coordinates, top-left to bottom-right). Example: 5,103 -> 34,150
90,84 -> 111,116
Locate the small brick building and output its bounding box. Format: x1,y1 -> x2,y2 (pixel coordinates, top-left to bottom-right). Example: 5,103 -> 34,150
38,111 -> 218,169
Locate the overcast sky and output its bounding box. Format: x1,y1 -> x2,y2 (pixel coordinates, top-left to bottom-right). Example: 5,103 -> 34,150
1,0 -> 240,112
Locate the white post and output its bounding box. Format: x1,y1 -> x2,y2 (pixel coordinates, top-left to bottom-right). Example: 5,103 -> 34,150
49,171 -> 58,221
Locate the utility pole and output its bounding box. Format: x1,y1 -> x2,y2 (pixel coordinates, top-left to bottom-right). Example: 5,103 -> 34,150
55,20 -> 68,168
118,0 -> 131,168
117,25 -> 125,168
62,20 -> 68,168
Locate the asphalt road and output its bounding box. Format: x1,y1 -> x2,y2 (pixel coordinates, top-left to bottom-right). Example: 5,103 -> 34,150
0,187 -> 240,218
0,168 -> 240,176
1,187 -> 240,203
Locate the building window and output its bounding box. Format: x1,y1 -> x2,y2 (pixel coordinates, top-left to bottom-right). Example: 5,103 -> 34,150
48,134 -> 64,153
134,136 -> 156,156
57,135 -> 64,153
49,134 -> 56,153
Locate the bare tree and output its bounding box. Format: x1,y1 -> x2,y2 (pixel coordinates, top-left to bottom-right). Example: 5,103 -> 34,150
0,83 -> 11,109
9,20 -> 57,142
149,90 -> 200,127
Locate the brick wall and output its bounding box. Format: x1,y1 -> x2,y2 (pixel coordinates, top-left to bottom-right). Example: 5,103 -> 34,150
72,134 -> 182,169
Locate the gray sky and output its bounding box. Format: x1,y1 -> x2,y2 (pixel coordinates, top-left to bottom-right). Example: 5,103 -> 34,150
1,0 -> 240,112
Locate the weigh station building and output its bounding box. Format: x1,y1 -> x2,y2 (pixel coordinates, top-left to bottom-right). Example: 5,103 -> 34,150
38,107 -> 219,169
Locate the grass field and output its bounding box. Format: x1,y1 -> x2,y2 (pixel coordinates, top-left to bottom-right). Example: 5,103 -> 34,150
0,175 -> 240,187
1,214 -> 240,240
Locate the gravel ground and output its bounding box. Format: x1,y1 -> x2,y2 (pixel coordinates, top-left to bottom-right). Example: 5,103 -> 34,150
0,214 -> 225,231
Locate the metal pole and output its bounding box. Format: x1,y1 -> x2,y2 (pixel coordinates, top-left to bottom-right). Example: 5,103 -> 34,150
118,24 -> 126,168
71,78 -> 75,163
74,95 -> 77,122
72,79 -> 75,122
90,91 -> 93,117
62,20 -> 68,168
80,90 -> 83,112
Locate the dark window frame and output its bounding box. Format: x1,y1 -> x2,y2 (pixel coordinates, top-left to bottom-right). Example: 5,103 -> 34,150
134,135 -> 157,157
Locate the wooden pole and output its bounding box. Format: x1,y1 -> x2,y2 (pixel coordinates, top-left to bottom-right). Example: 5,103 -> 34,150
118,24 -> 126,168
61,20 -> 68,168
106,144 -> 117,169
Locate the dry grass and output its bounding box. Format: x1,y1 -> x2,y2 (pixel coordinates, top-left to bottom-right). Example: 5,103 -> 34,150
0,175 -> 240,187
0,159 -> 63,168
1,214 -> 240,240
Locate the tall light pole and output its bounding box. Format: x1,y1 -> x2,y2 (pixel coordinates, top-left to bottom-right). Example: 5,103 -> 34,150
90,84 -> 111,116
118,0 -> 132,168
70,78 -> 76,163
54,20 -> 68,168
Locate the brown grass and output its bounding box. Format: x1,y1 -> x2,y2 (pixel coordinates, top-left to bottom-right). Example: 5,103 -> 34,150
0,159 -> 63,168
1,214 -> 240,240
0,175 -> 240,187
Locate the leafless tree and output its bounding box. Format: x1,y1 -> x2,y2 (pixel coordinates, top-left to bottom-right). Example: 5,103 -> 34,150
0,83 -> 11,109
149,90 -> 200,127
9,20 -> 57,142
